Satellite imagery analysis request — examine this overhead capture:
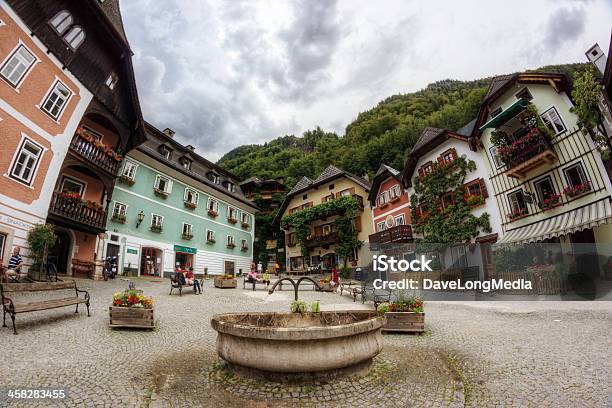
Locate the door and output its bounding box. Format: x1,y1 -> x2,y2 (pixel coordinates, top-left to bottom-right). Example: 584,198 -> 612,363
106,243 -> 120,275
570,229 -> 598,276
224,260 -> 235,276
48,230 -> 71,274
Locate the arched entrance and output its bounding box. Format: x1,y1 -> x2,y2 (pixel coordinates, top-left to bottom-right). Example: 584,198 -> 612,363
47,229 -> 72,275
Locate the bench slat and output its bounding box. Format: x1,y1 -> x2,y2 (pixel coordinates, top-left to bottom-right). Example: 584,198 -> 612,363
13,297 -> 86,313
1,281 -> 77,293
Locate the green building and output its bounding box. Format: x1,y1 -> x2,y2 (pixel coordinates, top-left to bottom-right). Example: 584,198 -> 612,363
102,123 -> 257,277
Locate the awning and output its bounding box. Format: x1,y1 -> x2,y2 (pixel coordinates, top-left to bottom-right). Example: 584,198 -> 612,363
479,98 -> 530,131
496,199 -> 612,245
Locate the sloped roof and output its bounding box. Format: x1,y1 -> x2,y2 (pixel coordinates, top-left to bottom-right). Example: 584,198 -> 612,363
96,0 -> 130,48
368,164 -> 402,204
287,176 -> 314,195
456,118 -> 477,137
314,165 -> 344,183
375,164 -> 400,178
410,127 -> 445,154
483,74 -> 517,103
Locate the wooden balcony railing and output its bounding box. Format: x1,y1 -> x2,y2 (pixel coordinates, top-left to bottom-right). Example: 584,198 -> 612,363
305,231 -> 340,248
369,224 -> 413,244
500,128 -> 556,179
70,131 -> 121,175
49,192 -> 107,230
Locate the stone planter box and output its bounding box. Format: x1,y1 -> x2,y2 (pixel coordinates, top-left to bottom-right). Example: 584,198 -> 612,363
109,306 -> 154,329
214,277 -> 237,288
382,312 -> 424,333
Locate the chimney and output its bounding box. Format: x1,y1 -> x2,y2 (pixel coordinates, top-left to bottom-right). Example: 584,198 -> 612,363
186,145 -> 195,151
163,128 -> 175,138
585,43 -> 607,75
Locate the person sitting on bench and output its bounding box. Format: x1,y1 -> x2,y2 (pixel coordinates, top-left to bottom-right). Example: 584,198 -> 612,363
247,262 -> 259,291
6,247 -> 26,282
185,267 -> 201,294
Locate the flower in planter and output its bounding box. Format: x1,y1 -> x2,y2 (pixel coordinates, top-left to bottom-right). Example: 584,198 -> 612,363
154,188 -> 168,198
507,207 -> 528,221
184,201 -> 197,209
227,217 -> 237,224
182,233 -> 193,240
227,243 -> 236,249
206,238 -> 216,245
119,175 -> 135,186
112,289 -> 153,309
207,209 -> 218,217
150,225 -> 163,233
563,182 -> 592,198
541,193 -> 562,211
112,214 -> 126,223
241,222 -> 249,229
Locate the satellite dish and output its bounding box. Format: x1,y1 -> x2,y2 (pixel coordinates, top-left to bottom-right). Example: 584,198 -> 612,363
385,215 -> 395,228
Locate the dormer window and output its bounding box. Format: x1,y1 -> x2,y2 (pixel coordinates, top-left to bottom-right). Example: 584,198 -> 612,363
208,173 -> 219,184
105,73 -> 118,90
63,26 -> 85,50
49,10 -> 73,35
226,182 -> 236,193
180,157 -> 192,170
159,145 -> 172,160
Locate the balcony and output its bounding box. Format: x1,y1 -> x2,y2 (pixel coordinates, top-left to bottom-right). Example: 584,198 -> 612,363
305,231 -> 339,248
48,192 -> 107,232
369,225 -> 413,244
69,130 -> 121,176
499,128 -> 556,179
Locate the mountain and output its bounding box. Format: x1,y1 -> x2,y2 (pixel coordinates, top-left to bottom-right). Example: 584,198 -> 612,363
218,63 -> 590,188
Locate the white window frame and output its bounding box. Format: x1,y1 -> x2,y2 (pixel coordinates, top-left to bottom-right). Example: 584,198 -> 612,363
489,146 -> 503,169
0,19 -> 6,28
59,175 -> 86,196
112,201 -> 127,217
182,223 -> 193,236
181,158 -> 192,170
151,214 -> 164,228
227,182 -> 236,193
377,221 -> 386,232
63,25 -> 85,50
121,160 -> 138,179
206,229 -> 215,242
540,106 -> 566,136
49,10 -> 73,35
389,185 -> 401,199
394,214 -> 406,225
0,43 -> 38,88
8,136 -> 44,186
241,212 -> 249,224
105,72 -> 118,90
40,79 -> 73,120
184,188 -> 199,204
154,174 -> 172,193
241,239 -> 248,250
207,197 -> 219,212
160,146 -> 172,160
210,173 -> 219,184
507,189 -> 527,214
227,206 -> 237,220
563,162 -> 588,188
227,235 -> 235,246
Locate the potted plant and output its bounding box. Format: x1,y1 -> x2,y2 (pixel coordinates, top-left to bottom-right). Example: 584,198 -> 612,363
206,238 -> 216,245
241,221 -> 249,229
184,201 -> 197,209
377,295 -> 424,333
111,213 -> 126,224
240,245 -> 248,252
466,194 -> 485,207
227,242 -> 236,249
207,209 -> 218,217
153,188 -> 168,198
181,232 -> 193,240
118,174 -> 135,186
541,193 -> 562,211
214,274 -> 237,288
563,182 -> 592,198
109,286 -> 154,329
507,207 -> 528,221
150,224 -> 163,233
227,217 -> 238,224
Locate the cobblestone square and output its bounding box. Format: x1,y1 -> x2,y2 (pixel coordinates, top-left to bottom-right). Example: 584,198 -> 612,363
0,277 -> 610,407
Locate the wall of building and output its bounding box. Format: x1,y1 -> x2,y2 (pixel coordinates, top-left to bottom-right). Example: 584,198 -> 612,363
0,4 -> 93,271
371,175 -> 411,231
103,150 -> 255,276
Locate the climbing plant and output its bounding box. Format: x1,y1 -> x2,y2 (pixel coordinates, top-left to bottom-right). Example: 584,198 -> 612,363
410,157 -> 491,243
281,196 -> 362,262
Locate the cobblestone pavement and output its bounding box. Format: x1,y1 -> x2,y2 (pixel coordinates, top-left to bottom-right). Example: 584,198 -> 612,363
0,277 -> 610,407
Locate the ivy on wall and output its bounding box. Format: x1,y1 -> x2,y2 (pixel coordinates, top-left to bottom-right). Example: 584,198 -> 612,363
281,195 -> 362,264
410,157 -> 491,243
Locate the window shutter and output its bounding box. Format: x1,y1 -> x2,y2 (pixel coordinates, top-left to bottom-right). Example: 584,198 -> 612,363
167,180 -> 173,194
451,148 -> 458,160
418,168 -> 424,180
437,156 -> 444,165
315,226 -> 322,236
354,216 -> 362,232
335,192 -> 341,198
479,179 -> 489,198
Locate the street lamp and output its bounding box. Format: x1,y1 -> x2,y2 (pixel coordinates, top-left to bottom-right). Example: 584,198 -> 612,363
136,211 -> 145,228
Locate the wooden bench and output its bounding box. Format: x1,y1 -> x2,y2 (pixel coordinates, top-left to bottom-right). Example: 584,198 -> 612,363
169,273 -> 203,296
242,276 -> 271,291
1,280 -> 90,335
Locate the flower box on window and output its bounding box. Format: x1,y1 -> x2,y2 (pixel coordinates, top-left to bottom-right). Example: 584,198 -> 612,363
465,194 -> 485,207
111,214 -> 126,224
227,217 -> 238,224
206,238 -> 216,245
181,233 -> 193,240
227,243 -> 236,249
150,225 -> 163,233
118,175 -> 135,186
184,201 -> 197,209
153,188 -> 168,199
507,208 -> 529,221
207,209 -> 218,217
563,182 -> 592,199
240,246 -> 248,252
541,194 -> 562,211
241,222 -> 249,229
379,202 -> 389,209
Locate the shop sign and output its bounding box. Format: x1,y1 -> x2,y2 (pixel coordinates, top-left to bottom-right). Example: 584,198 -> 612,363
174,245 -> 197,254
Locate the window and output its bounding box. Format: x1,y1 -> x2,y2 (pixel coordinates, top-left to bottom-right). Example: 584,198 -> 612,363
105,73 -> 118,90
490,107 -> 502,118
241,239 -> 248,250
490,146 -> 503,169
10,138 -> 43,185
227,182 -> 236,193
180,158 -> 192,170
122,161 -> 137,179
159,146 -> 172,160
1,45 -> 36,87
563,163 -> 588,188
184,188 -> 198,204
112,202 -> 127,217
41,81 -> 71,119
421,162 -> 433,175
540,107 -> 566,135
465,179 -> 488,199
322,224 -> 333,235
227,235 -> 235,246
441,192 -> 455,209
507,190 -> 527,214
151,214 -> 164,227
441,149 -> 455,165
207,198 -> 219,212
63,26 -> 85,50
83,126 -> 103,141
302,194 -> 308,200
49,10 -> 72,35
394,214 -> 406,225
389,185 -> 401,199
533,176 -> 556,204
0,233 -> 6,262
329,184 -> 334,190
377,221 -> 386,232
377,191 -> 389,206
182,223 -> 193,236
241,212 -> 249,224
154,175 -> 171,193
287,233 -> 296,246
60,176 -> 85,196
340,189 -> 351,197
516,87 -> 533,101
209,173 -> 219,184
206,230 -> 215,242
227,206 -> 237,220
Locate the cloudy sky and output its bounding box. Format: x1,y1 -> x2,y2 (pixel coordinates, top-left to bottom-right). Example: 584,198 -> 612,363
120,0 -> 612,161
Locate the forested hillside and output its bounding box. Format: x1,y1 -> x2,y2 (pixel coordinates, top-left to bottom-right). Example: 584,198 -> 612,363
218,63 -> 589,188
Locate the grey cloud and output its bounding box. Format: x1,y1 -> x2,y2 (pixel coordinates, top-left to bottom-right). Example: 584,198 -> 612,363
543,6 -> 587,49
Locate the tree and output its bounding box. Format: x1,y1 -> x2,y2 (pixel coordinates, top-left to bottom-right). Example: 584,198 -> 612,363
26,223 -> 57,280
571,66 -> 611,160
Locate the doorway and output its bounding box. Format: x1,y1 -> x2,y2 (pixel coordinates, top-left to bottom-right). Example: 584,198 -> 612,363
571,229 -> 599,276
47,229 -> 71,274
224,260 -> 235,276
140,247 -> 162,276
